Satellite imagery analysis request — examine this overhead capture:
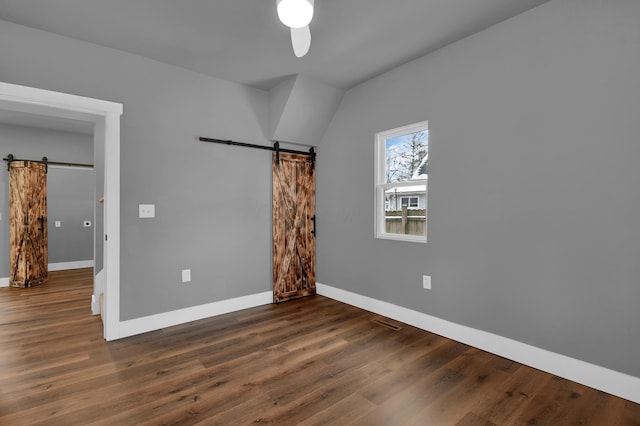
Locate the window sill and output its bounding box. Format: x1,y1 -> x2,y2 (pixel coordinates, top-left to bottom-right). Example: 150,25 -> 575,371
375,233 -> 427,243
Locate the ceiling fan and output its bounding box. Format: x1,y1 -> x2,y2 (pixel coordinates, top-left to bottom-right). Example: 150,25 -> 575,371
276,0 -> 314,58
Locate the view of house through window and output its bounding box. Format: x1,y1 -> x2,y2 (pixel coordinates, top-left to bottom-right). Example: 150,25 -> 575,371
375,120 -> 428,242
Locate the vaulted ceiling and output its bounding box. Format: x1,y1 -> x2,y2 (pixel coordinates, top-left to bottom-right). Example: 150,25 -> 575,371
0,0 -> 551,91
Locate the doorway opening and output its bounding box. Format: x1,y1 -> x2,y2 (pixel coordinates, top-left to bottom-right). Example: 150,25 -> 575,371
0,82 -> 122,340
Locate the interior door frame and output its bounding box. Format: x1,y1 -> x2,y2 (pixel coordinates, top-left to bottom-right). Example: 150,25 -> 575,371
0,82 -> 122,340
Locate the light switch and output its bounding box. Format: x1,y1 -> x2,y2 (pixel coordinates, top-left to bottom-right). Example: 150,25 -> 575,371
139,204 -> 155,218
55,221 -> 61,228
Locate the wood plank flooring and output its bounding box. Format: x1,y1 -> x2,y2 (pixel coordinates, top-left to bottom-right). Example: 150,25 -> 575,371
1,268 -> 639,425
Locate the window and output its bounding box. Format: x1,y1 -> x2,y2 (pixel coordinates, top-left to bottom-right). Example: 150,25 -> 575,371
401,197 -> 419,208
375,120 -> 428,242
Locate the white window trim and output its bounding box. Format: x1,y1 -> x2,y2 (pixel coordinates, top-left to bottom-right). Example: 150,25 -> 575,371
401,196 -> 419,208
375,120 -> 428,243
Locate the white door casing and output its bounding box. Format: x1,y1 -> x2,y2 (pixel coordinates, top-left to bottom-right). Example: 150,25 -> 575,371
0,82 -> 122,340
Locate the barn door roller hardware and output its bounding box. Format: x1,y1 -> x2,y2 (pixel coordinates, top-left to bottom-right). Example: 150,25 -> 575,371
3,154 -> 48,172
3,154 -> 93,172
198,137 -> 316,165
309,147 -> 316,168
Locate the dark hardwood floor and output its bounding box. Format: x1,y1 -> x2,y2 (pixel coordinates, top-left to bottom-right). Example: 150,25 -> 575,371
1,268 -> 638,425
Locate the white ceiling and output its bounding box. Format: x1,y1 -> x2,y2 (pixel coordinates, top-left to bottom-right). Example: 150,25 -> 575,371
0,0 -> 551,91
0,109 -> 94,135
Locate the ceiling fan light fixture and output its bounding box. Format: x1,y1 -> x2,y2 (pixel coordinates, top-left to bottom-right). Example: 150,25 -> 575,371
277,0 -> 314,29
291,26 -> 311,57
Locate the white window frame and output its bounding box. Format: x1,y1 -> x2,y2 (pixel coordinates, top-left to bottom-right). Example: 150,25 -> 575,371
401,196 -> 419,208
375,120 -> 428,243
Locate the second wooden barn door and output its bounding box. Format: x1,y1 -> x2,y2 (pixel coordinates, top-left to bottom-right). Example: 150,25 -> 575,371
9,160 -> 48,288
272,152 -> 316,303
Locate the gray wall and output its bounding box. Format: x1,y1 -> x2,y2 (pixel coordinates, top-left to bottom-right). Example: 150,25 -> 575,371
317,0 -> 640,378
0,19 -> 272,320
2,0 -> 639,381
0,123 -> 94,275
47,167 -> 94,264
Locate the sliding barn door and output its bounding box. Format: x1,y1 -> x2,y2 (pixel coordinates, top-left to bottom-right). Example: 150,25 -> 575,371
9,161 -> 48,288
272,152 -> 316,303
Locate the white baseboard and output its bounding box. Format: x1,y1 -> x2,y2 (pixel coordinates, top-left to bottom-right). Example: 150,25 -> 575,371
117,291 -> 273,340
0,262 -> 94,287
49,260 -> 94,271
316,282 -> 640,405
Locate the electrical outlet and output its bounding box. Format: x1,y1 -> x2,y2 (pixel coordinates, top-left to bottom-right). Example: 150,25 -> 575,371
422,275 -> 431,290
181,269 -> 191,283
139,204 -> 155,218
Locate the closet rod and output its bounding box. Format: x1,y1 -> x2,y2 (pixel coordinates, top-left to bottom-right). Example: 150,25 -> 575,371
199,137 -> 316,157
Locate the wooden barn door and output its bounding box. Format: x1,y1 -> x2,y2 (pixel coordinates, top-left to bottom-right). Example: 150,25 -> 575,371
272,152 -> 316,303
9,161 -> 48,288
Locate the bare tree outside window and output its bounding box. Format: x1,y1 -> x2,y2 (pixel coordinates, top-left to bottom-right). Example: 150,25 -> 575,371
386,131 -> 428,183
